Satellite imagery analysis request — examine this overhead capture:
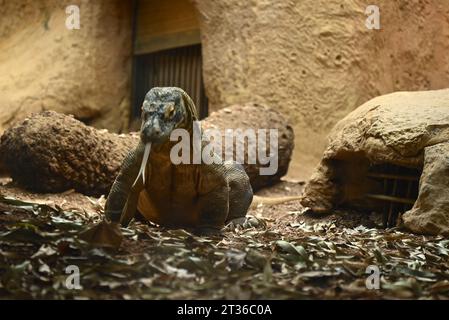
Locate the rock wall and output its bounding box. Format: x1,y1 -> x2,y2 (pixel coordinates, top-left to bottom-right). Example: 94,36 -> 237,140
0,0 -> 133,133
2,0 -> 449,182
193,0 -> 449,180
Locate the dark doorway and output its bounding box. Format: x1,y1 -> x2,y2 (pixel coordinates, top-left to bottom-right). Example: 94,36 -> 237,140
132,44 -> 208,120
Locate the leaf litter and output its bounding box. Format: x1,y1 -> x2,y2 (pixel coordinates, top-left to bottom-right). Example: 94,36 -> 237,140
0,194 -> 449,299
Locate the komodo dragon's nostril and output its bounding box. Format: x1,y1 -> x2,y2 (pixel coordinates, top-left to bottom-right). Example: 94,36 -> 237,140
152,119 -> 161,135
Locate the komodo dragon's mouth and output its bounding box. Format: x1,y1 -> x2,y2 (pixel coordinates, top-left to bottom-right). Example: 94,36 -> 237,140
133,142 -> 152,187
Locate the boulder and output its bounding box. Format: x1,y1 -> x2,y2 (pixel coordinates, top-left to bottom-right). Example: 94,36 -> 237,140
0,1 -> 132,134
0,111 -> 137,196
301,88 -> 449,236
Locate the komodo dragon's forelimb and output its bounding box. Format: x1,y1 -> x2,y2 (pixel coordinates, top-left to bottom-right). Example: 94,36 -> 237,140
78,144 -> 147,248
104,141 -> 146,225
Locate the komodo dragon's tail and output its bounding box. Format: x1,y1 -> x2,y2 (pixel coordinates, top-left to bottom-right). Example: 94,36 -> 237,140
250,195 -> 303,209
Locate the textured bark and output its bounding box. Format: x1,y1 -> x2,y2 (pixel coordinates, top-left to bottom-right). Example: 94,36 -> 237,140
0,104 -> 294,196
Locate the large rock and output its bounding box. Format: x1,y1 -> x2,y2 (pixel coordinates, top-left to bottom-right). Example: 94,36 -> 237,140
301,88 -> 449,236
202,103 -> 294,190
0,103 -> 294,196
193,0 -> 449,180
402,143 -> 449,236
0,0 -> 132,134
0,111 -> 137,196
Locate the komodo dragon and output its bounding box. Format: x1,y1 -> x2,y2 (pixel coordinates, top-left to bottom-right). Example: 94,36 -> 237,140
104,87 -> 301,236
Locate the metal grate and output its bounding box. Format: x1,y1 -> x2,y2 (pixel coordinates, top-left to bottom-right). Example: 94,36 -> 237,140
132,44 -> 208,119
365,164 -> 421,228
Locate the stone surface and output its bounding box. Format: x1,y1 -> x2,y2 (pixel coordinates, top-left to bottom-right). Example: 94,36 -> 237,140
0,0 -> 133,134
301,88 -> 449,236
2,0 -> 449,181
0,111 -> 137,196
203,103 -> 294,190
0,104 -> 294,196
192,0 -> 449,180
402,143 -> 449,236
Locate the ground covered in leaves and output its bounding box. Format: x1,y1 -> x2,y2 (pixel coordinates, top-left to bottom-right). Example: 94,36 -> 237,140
0,180 -> 449,299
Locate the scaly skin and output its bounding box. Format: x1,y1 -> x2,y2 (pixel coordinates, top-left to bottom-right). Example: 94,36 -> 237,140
104,87 -> 253,235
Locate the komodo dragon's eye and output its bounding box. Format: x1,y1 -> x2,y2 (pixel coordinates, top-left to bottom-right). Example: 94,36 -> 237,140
165,104 -> 175,119
141,110 -> 149,121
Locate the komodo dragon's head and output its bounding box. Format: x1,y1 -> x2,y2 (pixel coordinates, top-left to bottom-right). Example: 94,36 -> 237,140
140,87 -> 199,145
133,87 -> 200,186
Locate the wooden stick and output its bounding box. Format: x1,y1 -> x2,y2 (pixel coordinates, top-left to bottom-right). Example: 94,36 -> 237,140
366,172 -> 419,181
365,194 -> 416,205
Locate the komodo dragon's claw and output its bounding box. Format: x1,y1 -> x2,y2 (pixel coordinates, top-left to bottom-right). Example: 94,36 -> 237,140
226,216 -> 267,230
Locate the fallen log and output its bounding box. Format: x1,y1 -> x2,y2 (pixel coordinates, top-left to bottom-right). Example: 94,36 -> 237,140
0,103 -> 294,196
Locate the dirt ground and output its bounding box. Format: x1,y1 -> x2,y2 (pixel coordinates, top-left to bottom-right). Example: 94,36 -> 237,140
1,177 -> 448,299
0,177 -> 104,215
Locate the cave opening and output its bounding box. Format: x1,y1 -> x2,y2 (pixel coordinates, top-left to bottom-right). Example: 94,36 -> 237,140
364,163 -> 421,228
334,157 -> 422,229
